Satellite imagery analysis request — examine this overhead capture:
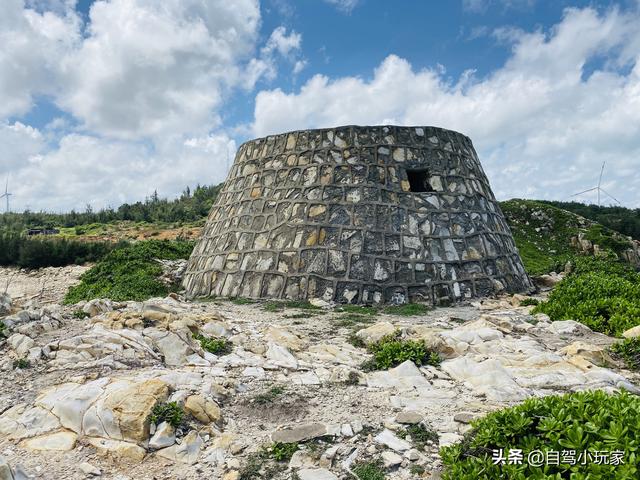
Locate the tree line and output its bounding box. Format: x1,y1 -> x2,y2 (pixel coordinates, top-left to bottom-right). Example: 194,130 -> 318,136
0,184 -> 222,232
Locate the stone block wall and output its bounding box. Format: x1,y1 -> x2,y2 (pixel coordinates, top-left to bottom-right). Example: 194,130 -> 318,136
183,125 -> 533,304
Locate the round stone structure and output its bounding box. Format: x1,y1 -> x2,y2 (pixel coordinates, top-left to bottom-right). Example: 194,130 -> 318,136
183,125 -> 533,305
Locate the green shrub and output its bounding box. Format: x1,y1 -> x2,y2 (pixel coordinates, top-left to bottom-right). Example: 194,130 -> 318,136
610,337 -> 640,370
0,232 -> 114,269
72,309 -> 90,319
193,332 -> 233,355
362,334 -> 441,371
440,390 -> 640,479
0,323 -> 7,339
400,423 -> 439,448
64,240 -> 194,303
230,297 -> 256,305
383,303 -> 431,316
254,386 -> 286,405
149,401 -> 184,428
533,271 -> 640,336
352,460 -> 385,480
266,442 -> 299,462
519,298 -> 539,307
337,305 -> 379,316
13,358 -> 31,369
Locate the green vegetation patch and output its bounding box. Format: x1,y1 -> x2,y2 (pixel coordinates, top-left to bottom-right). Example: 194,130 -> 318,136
253,385 -> 286,405
500,199 -> 636,275
541,200 -> 640,241
13,358 -> 31,369
362,333 -> 441,371
398,423 -> 439,449
0,232 -> 115,269
148,401 -> 184,428
262,300 -> 322,312
519,298 -> 540,307
610,337 -> 640,370
0,323 -> 8,340
533,258 -> 640,337
352,460 -> 386,480
383,303 -> 431,316
440,390 -> 640,479
193,332 -> 233,355
265,442 -> 299,462
64,240 -> 194,303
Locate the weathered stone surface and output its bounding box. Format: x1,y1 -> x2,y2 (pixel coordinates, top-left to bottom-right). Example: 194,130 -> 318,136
148,421 -> 176,450
297,469 -> 338,480
271,423 -> 327,443
88,437 -> 146,461
20,430 -> 77,451
183,126 -> 533,304
356,322 -> 396,345
184,394 -> 222,425
374,429 -> 411,452
156,430 -> 203,464
623,325 -> 640,338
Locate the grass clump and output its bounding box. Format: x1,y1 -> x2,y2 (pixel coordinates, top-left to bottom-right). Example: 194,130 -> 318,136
0,323 -> 7,339
254,385 -> 286,405
13,358 -> 31,369
519,298 -> 539,307
72,309 -> 90,319
383,303 -> 431,316
64,240 -> 194,303
533,258 -> 640,337
352,460 -> 386,480
337,305 -> 379,316
401,423 -> 439,449
148,401 -> 184,428
610,337 -> 640,370
440,390 -> 640,479
230,297 -> 256,305
362,333 -> 441,371
265,442 -> 299,462
193,332 -> 233,355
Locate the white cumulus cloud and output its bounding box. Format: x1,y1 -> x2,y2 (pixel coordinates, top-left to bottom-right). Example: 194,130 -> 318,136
252,7 -> 640,207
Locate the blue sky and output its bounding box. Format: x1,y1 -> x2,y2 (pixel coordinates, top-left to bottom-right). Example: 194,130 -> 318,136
1,0 -> 639,211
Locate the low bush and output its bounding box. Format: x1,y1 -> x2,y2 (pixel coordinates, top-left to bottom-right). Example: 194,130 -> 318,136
352,460 -> 385,480
362,333 -> 441,371
610,337 -> 640,370
519,298 -> 539,307
399,423 -> 439,449
148,401 -> 184,428
64,240 -> 194,303
383,303 -> 431,316
193,332 -> 233,355
266,442 -> 299,462
533,259 -> 640,337
440,390 -> 640,479
254,386 -> 286,405
13,358 -> 31,369
0,232 -> 115,269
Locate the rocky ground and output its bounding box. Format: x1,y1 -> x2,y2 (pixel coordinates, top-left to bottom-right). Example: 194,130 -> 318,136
1,267 -> 639,480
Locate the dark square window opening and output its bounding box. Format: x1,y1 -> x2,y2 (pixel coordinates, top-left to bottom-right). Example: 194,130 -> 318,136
406,169 -> 433,193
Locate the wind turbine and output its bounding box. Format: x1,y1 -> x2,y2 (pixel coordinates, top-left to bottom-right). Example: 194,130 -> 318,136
570,162 -> 620,206
0,178 -> 12,213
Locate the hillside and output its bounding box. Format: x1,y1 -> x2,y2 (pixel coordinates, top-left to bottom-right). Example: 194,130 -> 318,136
541,200 -> 640,241
501,199 -> 640,275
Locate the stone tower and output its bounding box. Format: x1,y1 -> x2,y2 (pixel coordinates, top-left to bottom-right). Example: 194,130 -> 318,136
183,125 -> 533,305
